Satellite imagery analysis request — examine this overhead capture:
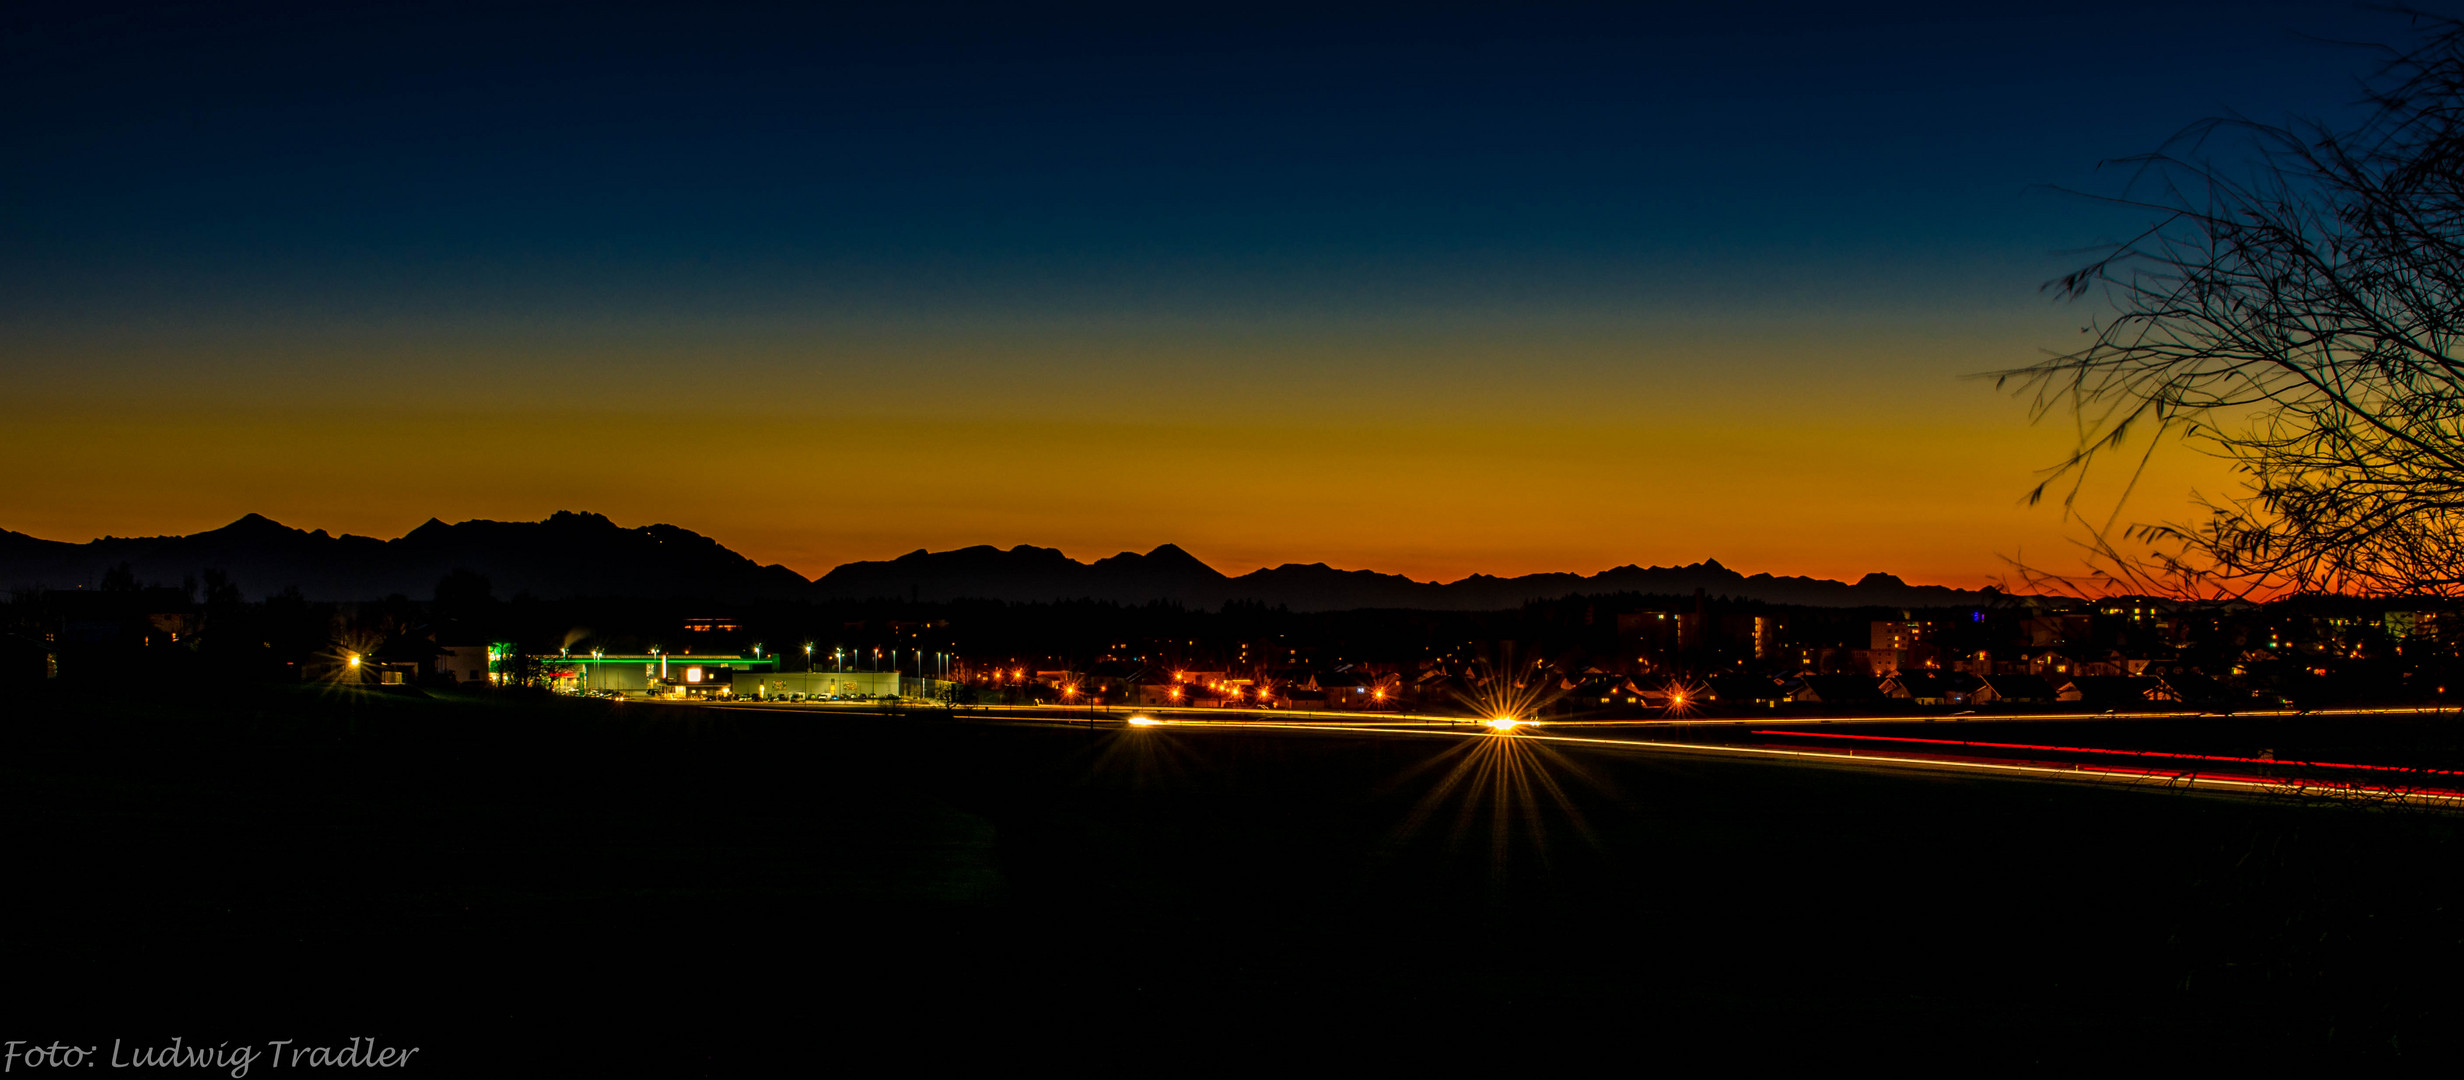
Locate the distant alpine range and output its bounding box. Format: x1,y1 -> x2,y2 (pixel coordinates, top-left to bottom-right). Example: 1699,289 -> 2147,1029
0,512 -> 2011,610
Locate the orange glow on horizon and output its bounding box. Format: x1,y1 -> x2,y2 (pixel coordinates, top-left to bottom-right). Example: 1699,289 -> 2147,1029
2,319 -> 2239,589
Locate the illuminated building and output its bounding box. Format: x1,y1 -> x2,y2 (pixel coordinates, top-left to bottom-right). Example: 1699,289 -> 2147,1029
532,651 -> 777,697
741,670 -> 913,700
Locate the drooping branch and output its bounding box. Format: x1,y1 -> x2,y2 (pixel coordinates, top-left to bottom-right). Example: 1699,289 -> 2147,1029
2001,12 -> 2464,598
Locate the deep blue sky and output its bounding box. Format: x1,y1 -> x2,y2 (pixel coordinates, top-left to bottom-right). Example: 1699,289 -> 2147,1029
0,2 -> 2434,582
4,1 -> 2400,321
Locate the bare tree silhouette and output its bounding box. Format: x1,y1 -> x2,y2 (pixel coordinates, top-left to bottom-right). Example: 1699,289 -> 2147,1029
2001,11 -> 2464,598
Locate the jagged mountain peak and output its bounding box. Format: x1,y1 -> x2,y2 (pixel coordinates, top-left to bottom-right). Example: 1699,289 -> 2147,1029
211,512 -> 297,536
2,513 -> 2008,610
0,511 -> 808,602
1090,544 -> 1223,576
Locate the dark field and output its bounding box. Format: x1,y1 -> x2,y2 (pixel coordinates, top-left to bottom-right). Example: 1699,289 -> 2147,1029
9,686 -> 2464,1071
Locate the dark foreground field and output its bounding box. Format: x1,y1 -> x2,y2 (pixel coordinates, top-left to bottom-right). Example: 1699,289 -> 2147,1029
9,685 -> 2464,1071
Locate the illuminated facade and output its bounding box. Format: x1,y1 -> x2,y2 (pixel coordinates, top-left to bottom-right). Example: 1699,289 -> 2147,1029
538,652 -> 776,695
740,671 -> 904,699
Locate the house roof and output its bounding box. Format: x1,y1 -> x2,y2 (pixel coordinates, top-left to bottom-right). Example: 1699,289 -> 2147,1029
1887,670 -> 1982,693
2064,675 -> 2165,704
1980,673 -> 2056,698
1795,674 -> 1886,702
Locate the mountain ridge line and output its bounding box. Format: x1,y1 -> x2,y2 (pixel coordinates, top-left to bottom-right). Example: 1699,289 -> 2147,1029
0,512 -> 2015,611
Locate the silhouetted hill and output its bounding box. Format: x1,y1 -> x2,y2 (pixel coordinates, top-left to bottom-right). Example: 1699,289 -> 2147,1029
816,544 -> 2008,610
0,512 -> 808,602
2,513 -> 2012,609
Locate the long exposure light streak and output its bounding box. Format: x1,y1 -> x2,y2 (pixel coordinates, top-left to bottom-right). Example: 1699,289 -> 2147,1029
1068,719 -> 2464,806
704,700 -> 2464,805
1753,730 -> 2464,777
717,698 -> 2464,729
1528,704 -> 2464,726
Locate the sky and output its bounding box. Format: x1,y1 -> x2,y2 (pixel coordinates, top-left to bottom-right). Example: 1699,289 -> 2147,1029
0,1 -> 2429,585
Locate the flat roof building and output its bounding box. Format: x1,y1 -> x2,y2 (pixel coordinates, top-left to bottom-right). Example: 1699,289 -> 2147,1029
539,653 -> 777,695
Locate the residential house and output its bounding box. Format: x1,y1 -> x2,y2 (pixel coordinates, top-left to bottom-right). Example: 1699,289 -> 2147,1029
1882,670 -> 1983,706
1791,674 -> 1889,706
1973,673 -> 2057,705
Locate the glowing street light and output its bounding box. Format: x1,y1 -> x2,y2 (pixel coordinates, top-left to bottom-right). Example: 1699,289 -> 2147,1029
1486,716 -> 1521,733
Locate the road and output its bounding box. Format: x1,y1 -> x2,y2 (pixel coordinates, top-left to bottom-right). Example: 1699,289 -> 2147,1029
690,697 -> 2464,806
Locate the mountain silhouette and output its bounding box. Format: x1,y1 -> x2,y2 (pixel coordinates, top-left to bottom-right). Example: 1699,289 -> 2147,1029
814,542 -> 2005,610
1,513 -> 2011,609
0,511 -> 807,602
